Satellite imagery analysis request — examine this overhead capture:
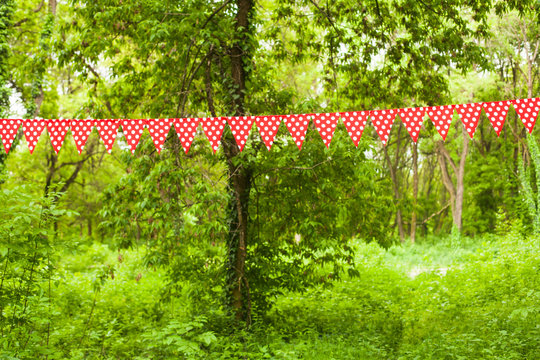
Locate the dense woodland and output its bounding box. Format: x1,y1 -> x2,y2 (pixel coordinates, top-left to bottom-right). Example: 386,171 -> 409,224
0,0 -> 539,359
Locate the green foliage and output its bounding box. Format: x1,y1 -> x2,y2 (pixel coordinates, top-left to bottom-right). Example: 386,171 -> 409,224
0,0 -> 13,176
0,186 -> 71,359
2,231 -> 534,359
243,126 -> 395,313
269,0 -> 500,110
98,135 -> 229,312
519,135 -> 540,234
139,317 -> 217,359
2,0 -> 540,358
0,0 -> 13,116
1,180 -> 539,359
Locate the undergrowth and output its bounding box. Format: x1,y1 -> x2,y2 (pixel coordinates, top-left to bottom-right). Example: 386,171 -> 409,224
2,231 -> 538,359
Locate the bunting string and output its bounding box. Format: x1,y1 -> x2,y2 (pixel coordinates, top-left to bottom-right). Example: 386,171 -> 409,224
1,98 -> 538,154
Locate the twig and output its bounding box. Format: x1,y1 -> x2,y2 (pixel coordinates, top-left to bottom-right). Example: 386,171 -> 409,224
417,0 -> 441,16
308,0 -> 339,33
422,202 -> 451,225
201,0 -> 232,30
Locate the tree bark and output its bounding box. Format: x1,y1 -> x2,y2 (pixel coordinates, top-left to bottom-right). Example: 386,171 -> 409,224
222,0 -> 254,325
454,129 -> 469,231
410,141 -> 418,243
436,128 -> 469,232
222,140 -> 252,323
48,0 -> 56,16
383,125 -> 405,242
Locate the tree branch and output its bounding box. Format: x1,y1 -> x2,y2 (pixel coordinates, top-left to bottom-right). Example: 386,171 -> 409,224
202,0 -> 233,30
12,18 -> 29,27
438,141 -> 458,174
437,141 -> 456,197
33,0 -> 45,13
422,202 -> 451,225
308,0 -> 339,33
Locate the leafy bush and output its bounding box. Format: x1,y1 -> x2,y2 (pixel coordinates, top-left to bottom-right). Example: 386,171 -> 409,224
0,186 -> 72,359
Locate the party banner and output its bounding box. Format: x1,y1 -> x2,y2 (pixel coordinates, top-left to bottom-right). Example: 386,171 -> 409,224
0,98 -> 538,154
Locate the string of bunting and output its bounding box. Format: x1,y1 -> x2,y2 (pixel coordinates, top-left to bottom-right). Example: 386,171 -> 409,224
0,98 -> 538,155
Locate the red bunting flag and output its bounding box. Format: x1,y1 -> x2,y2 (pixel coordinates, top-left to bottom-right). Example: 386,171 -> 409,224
201,117 -> 226,153
482,101 -> 510,136
255,115 -> 281,150
456,103 -> 482,138
96,120 -> 119,154
71,120 -> 95,154
23,119 -> 47,154
147,119 -> 172,153
0,119 -> 21,154
285,114 -> 310,150
511,98 -> 540,134
228,116 -> 255,151
370,109 -> 397,145
47,119 -> 70,154
313,113 -> 339,148
121,119 -> 146,154
173,118 -> 199,154
398,107 -> 425,143
340,111 -> 369,147
4,97 -> 536,154
426,105 -> 454,140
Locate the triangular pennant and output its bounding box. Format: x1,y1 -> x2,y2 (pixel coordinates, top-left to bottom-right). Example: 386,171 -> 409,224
71,120 -> 95,154
227,116 -> 255,151
95,120 -> 119,154
482,101 -> 510,136
146,119 -> 172,153
398,107 -> 426,143
285,114 -> 310,150
47,119 -> 70,154
511,98 -> 540,134
121,119 -> 145,154
255,115 -> 281,150
370,109 -> 397,145
201,117 -> 226,153
313,113 -> 339,148
426,105 -> 454,141
0,119 -> 21,154
340,111 -> 369,147
456,102 -> 482,138
173,118 -> 199,154
23,119 -> 47,154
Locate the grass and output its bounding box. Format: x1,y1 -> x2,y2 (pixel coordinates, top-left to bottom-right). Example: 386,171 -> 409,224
264,234 -> 540,359
24,233 -> 540,359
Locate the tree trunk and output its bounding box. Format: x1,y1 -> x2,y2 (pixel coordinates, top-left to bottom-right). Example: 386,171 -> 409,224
222,141 -> 252,323
454,129 -> 469,231
48,0 -> 57,16
222,0 -> 254,325
437,142 -> 456,228
410,141 -> 418,243
436,128 -> 469,233
383,125 -> 406,242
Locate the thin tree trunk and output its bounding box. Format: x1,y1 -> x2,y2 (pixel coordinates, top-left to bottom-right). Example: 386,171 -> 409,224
454,129 -> 469,231
410,141 -> 418,243
383,125 -> 405,242
437,142 -> 456,227
48,0 -> 56,16
437,129 -> 469,233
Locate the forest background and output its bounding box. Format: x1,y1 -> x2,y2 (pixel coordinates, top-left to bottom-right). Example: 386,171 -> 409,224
0,0 -> 539,359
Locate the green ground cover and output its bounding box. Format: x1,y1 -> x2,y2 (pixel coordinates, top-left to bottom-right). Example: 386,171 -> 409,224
7,232 -> 535,359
